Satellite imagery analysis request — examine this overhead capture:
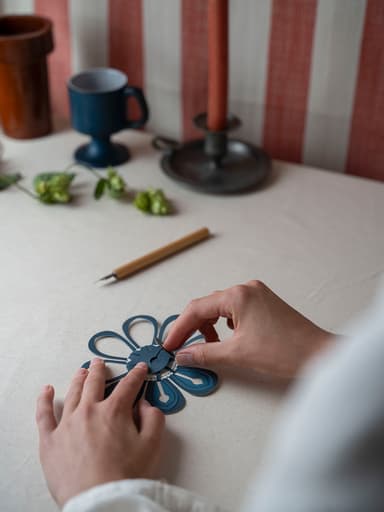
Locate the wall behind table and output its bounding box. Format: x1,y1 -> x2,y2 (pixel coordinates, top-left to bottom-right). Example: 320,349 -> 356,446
0,0 -> 383,182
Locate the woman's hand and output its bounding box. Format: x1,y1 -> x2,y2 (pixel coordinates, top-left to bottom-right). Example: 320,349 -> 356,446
36,359 -> 165,508
164,281 -> 332,380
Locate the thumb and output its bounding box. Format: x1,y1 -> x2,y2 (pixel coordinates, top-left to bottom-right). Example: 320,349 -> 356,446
175,341 -> 231,367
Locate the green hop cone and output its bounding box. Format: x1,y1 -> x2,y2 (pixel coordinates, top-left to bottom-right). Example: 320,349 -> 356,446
106,166 -> 126,199
38,192 -> 55,204
108,175 -> 125,198
149,189 -> 172,215
134,188 -> 172,215
133,190 -> 151,212
33,172 -> 75,204
52,191 -> 71,203
35,180 -> 49,195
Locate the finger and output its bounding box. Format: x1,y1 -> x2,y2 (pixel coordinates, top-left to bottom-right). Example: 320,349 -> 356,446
81,358 -> 106,403
138,400 -> 165,442
176,339 -> 233,367
36,385 -> 57,438
199,322 -> 220,343
164,292 -> 231,351
109,362 -> 148,410
63,367 -> 89,414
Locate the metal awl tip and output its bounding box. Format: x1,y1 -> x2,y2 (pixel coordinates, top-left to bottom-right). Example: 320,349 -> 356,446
95,273 -> 118,285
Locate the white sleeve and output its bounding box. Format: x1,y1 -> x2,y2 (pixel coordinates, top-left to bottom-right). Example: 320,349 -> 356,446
62,479 -> 226,512
243,284 -> 384,512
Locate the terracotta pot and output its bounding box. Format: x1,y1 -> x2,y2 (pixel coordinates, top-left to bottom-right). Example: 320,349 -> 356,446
0,15 -> 54,139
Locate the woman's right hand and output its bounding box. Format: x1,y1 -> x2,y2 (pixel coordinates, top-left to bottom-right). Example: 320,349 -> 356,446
164,281 -> 332,381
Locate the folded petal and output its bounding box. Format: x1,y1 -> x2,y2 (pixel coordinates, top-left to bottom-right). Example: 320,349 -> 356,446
122,315 -> 157,348
182,333 -> 204,347
88,330 -> 133,360
158,314 -> 179,343
158,314 -> 204,348
170,367 -> 218,396
145,379 -> 185,414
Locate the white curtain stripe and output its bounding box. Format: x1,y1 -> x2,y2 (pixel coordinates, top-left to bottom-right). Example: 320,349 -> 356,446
0,0 -> 33,14
303,0 -> 367,172
143,0 -> 181,139
69,0 -> 109,74
229,0 -> 272,147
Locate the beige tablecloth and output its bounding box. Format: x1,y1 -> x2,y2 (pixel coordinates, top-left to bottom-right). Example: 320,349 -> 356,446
1,129 -> 383,511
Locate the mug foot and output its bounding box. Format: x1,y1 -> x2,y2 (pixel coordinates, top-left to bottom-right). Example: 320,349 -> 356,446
74,141 -> 130,168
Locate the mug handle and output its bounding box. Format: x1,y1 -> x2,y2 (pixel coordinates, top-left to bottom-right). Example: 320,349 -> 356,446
124,86 -> 149,129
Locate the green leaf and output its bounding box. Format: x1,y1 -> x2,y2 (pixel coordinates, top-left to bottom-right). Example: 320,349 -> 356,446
0,173 -> 22,190
94,178 -> 107,199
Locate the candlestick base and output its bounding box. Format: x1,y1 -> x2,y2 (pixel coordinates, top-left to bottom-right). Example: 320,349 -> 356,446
153,113 -> 270,194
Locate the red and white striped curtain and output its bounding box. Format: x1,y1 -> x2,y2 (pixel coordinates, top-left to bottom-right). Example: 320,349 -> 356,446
1,0 -> 383,182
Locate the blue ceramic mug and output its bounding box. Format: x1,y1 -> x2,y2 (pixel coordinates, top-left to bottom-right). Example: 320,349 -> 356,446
68,67 -> 149,168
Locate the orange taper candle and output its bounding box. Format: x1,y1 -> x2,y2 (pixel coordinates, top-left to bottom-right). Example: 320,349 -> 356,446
207,0 -> 228,132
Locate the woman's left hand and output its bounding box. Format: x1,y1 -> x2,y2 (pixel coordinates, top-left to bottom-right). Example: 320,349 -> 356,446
36,359 -> 165,508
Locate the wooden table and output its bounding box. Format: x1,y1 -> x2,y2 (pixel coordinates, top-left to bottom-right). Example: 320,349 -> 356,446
1,129 -> 383,511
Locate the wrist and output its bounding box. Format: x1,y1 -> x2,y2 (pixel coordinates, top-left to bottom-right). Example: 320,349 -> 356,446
56,472 -> 128,508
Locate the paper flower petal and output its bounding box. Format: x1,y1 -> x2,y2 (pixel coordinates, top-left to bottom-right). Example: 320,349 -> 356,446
158,313 -> 204,348
145,379 -> 185,414
157,314 -> 178,342
170,366 -> 218,396
122,315 -> 157,348
88,330 -> 134,359
182,333 -> 204,347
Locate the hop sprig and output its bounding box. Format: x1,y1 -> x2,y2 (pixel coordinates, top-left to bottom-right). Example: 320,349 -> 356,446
1,164 -> 173,217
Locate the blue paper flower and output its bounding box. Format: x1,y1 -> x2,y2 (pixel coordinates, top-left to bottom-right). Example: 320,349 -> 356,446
81,314 -> 218,414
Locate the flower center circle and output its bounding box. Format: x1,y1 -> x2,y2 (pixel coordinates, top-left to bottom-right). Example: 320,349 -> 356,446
126,345 -> 173,374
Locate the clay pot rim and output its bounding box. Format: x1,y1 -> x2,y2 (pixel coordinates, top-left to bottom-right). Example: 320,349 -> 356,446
0,14 -> 52,41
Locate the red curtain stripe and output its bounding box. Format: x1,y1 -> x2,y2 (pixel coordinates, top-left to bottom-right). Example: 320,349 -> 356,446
109,0 -> 144,122
181,0 -> 209,141
34,0 -> 71,120
262,0 -> 317,163
346,0 -> 384,181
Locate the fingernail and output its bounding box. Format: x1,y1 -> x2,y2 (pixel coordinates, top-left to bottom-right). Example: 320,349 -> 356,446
91,358 -> 104,367
43,384 -> 52,393
176,351 -> 195,366
135,362 -> 148,371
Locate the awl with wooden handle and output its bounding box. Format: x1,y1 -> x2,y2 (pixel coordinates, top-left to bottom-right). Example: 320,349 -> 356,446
97,227 -> 211,283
